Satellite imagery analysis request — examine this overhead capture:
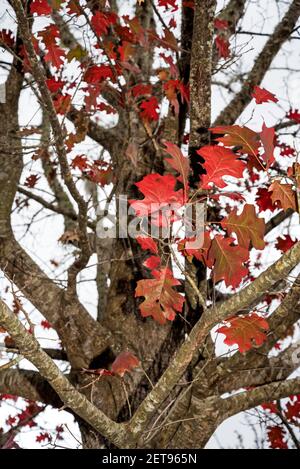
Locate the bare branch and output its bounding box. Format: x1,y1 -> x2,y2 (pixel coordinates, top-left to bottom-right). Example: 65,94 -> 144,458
214,0 -> 300,126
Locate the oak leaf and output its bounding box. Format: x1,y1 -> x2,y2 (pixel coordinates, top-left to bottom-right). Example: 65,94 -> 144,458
135,268 -> 184,324
111,351 -> 140,377
268,180 -> 296,211
197,145 -> 245,189
136,236 -> 158,254
252,86 -> 278,104
207,235 -> 249,287
164,141 -> 190,192
217,313 -> 269,353
129,173 -> 185,226
210,125 -> 260,155
221,204 -> 265,250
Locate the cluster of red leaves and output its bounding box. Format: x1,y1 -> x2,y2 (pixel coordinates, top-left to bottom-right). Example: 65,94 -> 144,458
71,155 -> 113,187
18,0 -> 299,409
261,395 -> 300,448
214,18 -> 230,59
129,82 -> 299,359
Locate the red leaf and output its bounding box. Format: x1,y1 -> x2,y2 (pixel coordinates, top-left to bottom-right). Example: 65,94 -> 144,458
197,145 -> 245,189
214,19 -> 229,30
36,432 -> 51,443
215,36 -> 230,59
268,180 -> 296,211
38,25 -> 65,68
252,86 -> 278,104
40,320 -> 52,330
0,30 -> 15,48
88,167 -> 113,186
267,426 -> 288,449
53,94 -> 71,115
287,109 -> 300,123
164,141 -> 190,191
143,255 -> 161,270
30,0 -> 52,15
140,96 -> 160,121
255,187 -> 276,212
221,204 -> 265,250
25,174 -> 40,188
217,313 -> 269,353
66,0 -> 82,15
261,402 -> 278,414
46,78 -> 65,94
210,125 -> 260,155
84,65 -> 113,84
71,155 -> 89,171
129,174 -> 185,226
158,0 -> 178,12
276,235 -> 296,252
132,84 -> 152,98
91,11 -> 117,37
111,351 -> 140,377
260,122 -> 275,167
30,0 -> 52,16
207,235 -> 249,288
135,267 -> 184,324
136,236 -> 158,254
285,395 -> 300,422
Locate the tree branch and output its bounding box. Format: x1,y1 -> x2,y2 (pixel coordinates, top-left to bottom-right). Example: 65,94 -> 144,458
125,241 -> 300,445
0,298 -> 126,447
214,0 -> 300,126
0,368 -> 62,407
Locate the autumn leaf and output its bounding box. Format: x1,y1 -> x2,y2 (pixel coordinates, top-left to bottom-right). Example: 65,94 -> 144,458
139,96 -> 160,121
38,25 -> 65,69
287,109 -> 300,123
71,155 -> 89,171
276,235 -> 296,252
136,236 -> 158,254
260,122 -> 275,167
143,255 -> 161,270
158,0 -> 178,12
40,320 -> 52,330
210,125 -> 260,156
214,19 -> 229,30
221,204 -> 265,250
84,65 -> 113,84
285,395 -> 300,422
30,0 -> 52,15
25,174 -> 40,188
91,11 -> 117,37
111,351 -> 140,377
46,78 -> 65,94
217,313 -> 269,353
207,235 -> 249,288
267,426 -> 288,449
0,29 -> 14,48
163,141 -> 190,193
215,36 -> 230,59
197,145 -> 245,189
268,180 -> 296,211
255,187 -> 276,212
252,86 -> 278,104
129,173 -> 185,226
135,267 -> 184,324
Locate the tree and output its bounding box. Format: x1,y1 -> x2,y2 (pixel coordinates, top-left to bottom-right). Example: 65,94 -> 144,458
0,0 -> 300,449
